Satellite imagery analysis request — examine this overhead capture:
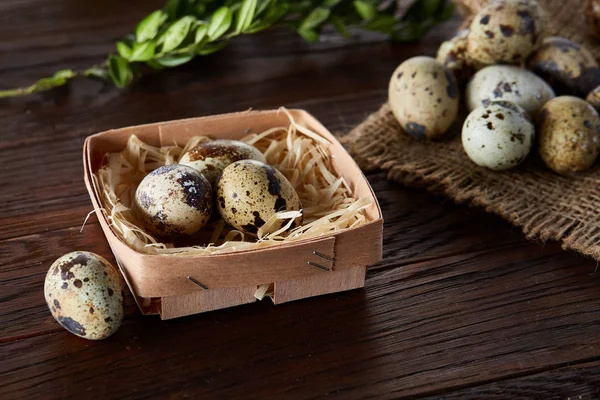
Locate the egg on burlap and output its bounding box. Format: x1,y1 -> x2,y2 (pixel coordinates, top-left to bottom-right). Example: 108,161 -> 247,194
462,101 -> 535,171
388,56 -> 459,140
527,37 -> 600,98
537,96 -> 600,175
467,0 -> 547,65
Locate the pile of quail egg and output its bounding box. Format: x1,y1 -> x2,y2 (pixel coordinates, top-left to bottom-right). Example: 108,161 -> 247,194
45,139 -> 302,340
133,139 -> 302,238
388,0 -> 600,175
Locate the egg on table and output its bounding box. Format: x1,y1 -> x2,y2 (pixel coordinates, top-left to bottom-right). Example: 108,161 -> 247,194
179,139 -> 265,186
527,37 -> 600,98
216,160 -> 302,237
133,164 -> 212,237
537,96 -> 600,175
44,251 -> 125,340
467,0 -> 547,66
462,101 -> 535,171
388,56 -> 459,140
466,65 -> 555,117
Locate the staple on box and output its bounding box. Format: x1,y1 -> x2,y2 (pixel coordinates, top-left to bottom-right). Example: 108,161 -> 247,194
187,276 -> 209,290
307,261 -> 330,271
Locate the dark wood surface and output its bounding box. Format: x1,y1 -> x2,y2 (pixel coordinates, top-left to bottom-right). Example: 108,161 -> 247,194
2,1 -> 600,399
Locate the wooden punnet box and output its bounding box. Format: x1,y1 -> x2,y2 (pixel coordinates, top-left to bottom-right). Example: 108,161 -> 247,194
83,109 -> 383,319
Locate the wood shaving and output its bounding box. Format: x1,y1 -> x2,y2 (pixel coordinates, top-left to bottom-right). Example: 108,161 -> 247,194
96,108 -> 371,256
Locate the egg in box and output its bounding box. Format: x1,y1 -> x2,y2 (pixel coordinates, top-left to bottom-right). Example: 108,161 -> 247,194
83,109 -> 383,319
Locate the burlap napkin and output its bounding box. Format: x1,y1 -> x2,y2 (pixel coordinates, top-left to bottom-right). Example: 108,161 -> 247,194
345,0 -> 600,260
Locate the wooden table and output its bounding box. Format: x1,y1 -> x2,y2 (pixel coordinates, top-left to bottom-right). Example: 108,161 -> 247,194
2,1 -> 600,398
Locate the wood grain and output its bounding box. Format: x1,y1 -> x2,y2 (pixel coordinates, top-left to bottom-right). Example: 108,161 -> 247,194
1,0 -> 599,398
2,243 -> 600,399
430,360 -> 600,399
0,166 -> 525,341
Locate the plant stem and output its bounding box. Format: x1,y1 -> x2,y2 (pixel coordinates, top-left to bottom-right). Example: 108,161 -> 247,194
0,87 -> 34,98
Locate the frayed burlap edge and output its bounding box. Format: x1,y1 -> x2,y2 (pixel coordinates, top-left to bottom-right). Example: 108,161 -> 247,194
344,103 -> 600,261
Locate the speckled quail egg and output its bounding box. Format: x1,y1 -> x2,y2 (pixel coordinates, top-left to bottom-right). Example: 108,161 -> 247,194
179,140 -> 265,186
537,96 -> 600,174
467,0 -> 546,65
133,164 -> 212,237
527,37 -> 600,98
462,101 -> 534,170
586,85 -> 600,110
388,56 -> 459,140
588,0 -> 600,37
436,30 -> 478,84
44,251 -> 125,340
216,160 -> 302,237
466,65 -> 555,117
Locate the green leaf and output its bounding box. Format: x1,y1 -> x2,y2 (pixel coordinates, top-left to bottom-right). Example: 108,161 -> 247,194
84,66 -> 109,80
108,55 -> 133,88
208,7 -> 232,40
365,14 -> 397,33
34,77 -> 66,91
354,1 -> 376,20
145,59 -> 166,70
164,0 -> 180,19
53,69 -> 74,79
392,21 -> 430,42
255,0 -> 274,17
136,10 -> 166,42
438,1 -> 455,21
298,28 -> 319,43
116,41 -> 132,59
160,16 -> 194,53
324,0 -> 343,7
331,16 -> 349,38
421,0 -> 444,18
155,54 -> 194,67
31,68 -> 75,92
245,3 -> 288,33
130,41 -> 156,62
299,7 -> 330,31
236,0 -> 257,33
195,24 -> 208,44
196,41 -> 228,55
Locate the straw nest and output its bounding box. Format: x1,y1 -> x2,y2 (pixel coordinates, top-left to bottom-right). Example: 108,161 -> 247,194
95,109 -> 372,256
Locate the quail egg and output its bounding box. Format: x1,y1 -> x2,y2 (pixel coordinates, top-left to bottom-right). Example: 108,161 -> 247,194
462,101 -> 534,170
216,160 -> 302,237
133,164 -> 212,237
436,30 -> 478,84
179,140 -> 265,186
527,37 -> 600,97
44,251 -> 125,340
537,96 -> 600,174
466,65 -> 555,117
586,85 -> 600,110
467,0 -> 547,65
388,56 -> 459,140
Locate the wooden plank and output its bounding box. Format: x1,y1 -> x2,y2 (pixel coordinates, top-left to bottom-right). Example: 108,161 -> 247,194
0,169 -> 525,341
428,360 -> 600,399
0,14 -> 459,239
0,223 -> 138,341
2,244 -> 600,398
